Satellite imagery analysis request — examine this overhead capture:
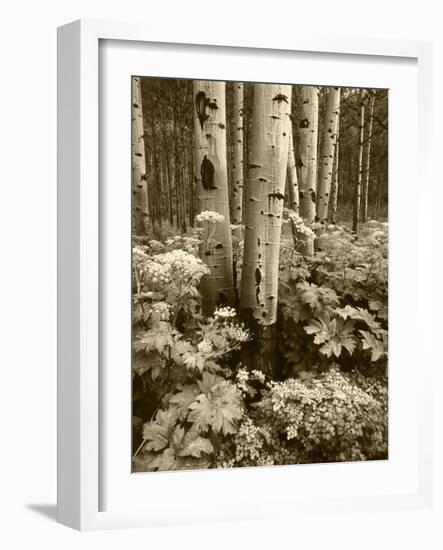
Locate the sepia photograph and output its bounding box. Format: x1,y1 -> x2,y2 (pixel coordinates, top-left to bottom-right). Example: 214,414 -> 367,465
131,77 -> 388,473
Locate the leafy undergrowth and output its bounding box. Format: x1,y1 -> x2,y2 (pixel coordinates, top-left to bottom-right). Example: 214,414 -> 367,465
132,219 -> 388,472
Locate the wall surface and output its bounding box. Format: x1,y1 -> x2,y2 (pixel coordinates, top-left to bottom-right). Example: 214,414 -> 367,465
0,0 -> 441,548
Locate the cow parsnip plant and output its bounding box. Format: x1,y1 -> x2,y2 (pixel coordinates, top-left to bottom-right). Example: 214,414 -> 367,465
278,220 -> 388,376
132,236 -> 250,471
132,220 -> 388,471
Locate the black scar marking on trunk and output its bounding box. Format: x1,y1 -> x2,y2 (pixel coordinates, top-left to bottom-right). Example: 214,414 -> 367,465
309,189 -> 316,203
195,91 -> 210,130
268,192 -> 285,201
255,267 -> 262,285
273,93 -> 289,104
299,118 -> 310,129
201,155 -> 216,190
257,237 -> 261,246
218,123 -> 225,129
215,243 -> 223,249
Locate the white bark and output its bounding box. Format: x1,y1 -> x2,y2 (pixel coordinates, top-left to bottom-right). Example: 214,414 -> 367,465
193,80 -> 234,315
286,124 -> 299,214
362,92 -> 376,222
353,89 -> 366,233
297,86 -> 319,255
240,83 -> 292,327
231,83 -> 244,240
132,77 -> 150,236
316,87 -> 340,224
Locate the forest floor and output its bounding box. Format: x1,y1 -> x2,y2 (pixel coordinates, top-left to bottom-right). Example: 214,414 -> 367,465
132,219 -> 388,471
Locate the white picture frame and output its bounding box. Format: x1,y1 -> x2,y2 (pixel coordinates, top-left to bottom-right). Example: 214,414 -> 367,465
57,19 -> 433,531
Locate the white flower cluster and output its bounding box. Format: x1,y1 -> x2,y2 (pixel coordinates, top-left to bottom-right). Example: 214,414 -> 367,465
197,339 -> 213,354
195,210 -> 225,224
214,306 -> 237,320
286,210 -> 316,238
251,369 -> 266,383
165,235 -> 200,255
147,239 -> 165,254
149,301 -> 172,321
236,368 -> 250,393
153,249 -> 209,284
133,247 -> 149,272
225,324 -> 251,343
143,259 -> 171,285
235,367 -> 264,395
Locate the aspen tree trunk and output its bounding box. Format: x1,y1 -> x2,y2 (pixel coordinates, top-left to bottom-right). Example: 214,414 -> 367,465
297,86 -> 319,255
240,83 -> 292,376
286,124 -> 299,214
362,92 -> 376,223
286,124 -> 299,247
329,128 -> 340,224
132,77 -> 150,236
316,87 -> 340,225
193,81 -> 234,315
352,90 -> 366,233
231,83 -> 244,241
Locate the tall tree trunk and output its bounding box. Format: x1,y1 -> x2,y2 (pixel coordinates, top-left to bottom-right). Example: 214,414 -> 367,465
329,126 -> 340,224
286,124 -> 299,214
231,83 -> 244,241
362,92 -> 376,223
316,87 -> 340,225
352,90 -> 366,233
240,83 -> 292,376
297,86 -> 319,255
132,77 -> 150,236
150,114 -> 162,231
193,80 -> 234,315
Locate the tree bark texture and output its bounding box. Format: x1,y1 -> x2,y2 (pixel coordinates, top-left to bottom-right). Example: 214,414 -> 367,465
240,83 -> 292,375
297,86 -> 319,255
362,92 -> 376,222
316,87 -> 340,224
286,124 -> 299,214
193,80 -> 234,315
231,83 -> 244,241
132,77 -> 150,236
352,90 -> 366,233
329,125 -> 340,224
